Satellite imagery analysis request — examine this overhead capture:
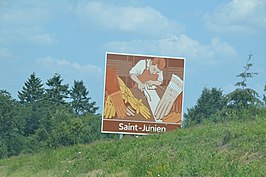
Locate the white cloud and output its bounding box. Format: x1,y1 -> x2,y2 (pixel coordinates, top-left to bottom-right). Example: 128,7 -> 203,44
0,0 -> 72,24
75,1 -> 184,36
106,40 -> 158,55
0,0 -> 71,45
38,56 -> 102,74
205,0 -> 266,33
0,2 -> 50,25
105,34 -> 237,65
0,26 -> 56,45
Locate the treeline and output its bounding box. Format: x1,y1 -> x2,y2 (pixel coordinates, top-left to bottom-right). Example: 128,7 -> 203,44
184,55 -> 266,127
0,73 -> 115,159
1,56 -> 265,159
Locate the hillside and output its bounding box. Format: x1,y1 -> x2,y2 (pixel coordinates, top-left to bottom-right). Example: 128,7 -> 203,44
0,117 -> 265,177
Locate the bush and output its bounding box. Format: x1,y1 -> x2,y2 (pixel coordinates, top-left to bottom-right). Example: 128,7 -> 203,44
184,87 -> 226,127
0,138 -> 8,159
207,106 -> 260,123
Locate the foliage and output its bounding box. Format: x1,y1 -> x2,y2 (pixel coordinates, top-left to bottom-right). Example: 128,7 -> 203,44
184,87 -> 226,126
18,73 -> 44,104
0,91 -> 26,157
235,54 -> 258,89
0,73 -> 108,160
1,53 -> 264,167
227,54 -> 261,110
46,73 -> 69,105
70,80 -> 98,116
0,138 -> 8,159
79,113 -> 116,143
226,88 -> 262,110
0,116 -> 265,176
263,85 -> 266,105
184,54 -> 264,127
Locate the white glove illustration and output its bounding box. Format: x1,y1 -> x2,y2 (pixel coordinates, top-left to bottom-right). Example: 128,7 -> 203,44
154,74 -> 183,120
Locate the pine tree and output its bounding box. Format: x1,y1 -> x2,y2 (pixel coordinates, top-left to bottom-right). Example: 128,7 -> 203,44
45,73 -> 69,105
18,73 -> 44,104
18,73 -> 45,135
70,80 -> 98,115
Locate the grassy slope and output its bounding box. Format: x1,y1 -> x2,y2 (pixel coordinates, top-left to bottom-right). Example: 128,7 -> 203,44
0,117 -> 265,177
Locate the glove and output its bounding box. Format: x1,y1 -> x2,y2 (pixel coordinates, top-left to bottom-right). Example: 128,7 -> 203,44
105,67 -> 126,118
126,105 -> 135,117
171,92 -> 183,113
162,112 -> 182,123
154,74 -> 183,120
105,66 -> 120,94
104,95 -> 116,119
109,91 -> 126,118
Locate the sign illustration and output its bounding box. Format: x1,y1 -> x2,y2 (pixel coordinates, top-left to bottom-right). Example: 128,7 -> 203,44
102,52 -> 185,135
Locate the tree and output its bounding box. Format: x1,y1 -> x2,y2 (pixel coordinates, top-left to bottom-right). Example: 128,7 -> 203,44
184,87 -> 226,126
263,85 -> 266,105
0,90 -> 26,157
0,138 -> 8,159
226,88 -> 261,110
18,73 -> 44,104
46,73 -> 69,105
0,91 -> 12,158
226,54 -> 261,110
23,104 -> 42,135
18,73 -> 45,135
70,80 -> 98,115
48,118 -> 85,148
235,54 -> 258,89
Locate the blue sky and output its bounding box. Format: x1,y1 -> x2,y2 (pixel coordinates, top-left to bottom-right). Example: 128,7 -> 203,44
0,0 -> 265,112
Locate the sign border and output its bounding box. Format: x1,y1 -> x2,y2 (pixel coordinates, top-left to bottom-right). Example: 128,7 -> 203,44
101,52 -> 186,135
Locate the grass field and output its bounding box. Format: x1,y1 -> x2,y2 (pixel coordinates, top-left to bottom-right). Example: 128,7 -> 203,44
0,117 -> 265,177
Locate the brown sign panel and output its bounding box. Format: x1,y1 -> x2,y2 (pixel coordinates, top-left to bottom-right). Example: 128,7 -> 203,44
101,52 -> 185,135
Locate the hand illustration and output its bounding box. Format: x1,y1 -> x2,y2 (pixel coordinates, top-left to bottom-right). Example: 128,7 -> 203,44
162,112 -> 182,123
145,80 -> 154,87
109,91 -> 127,118
171,93 -> 183,113
154,74 -> 183,120
105,67 -> 120,94
137,82 -> 146,92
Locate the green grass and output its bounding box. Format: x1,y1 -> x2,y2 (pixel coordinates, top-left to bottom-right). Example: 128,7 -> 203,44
0,117 -> 265,177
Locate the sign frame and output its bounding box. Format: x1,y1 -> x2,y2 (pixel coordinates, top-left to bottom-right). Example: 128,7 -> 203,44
101,52 -> 186,135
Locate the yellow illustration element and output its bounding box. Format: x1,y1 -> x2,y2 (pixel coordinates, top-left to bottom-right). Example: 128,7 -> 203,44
117,76 -> 151,119
104,95 -> 116,119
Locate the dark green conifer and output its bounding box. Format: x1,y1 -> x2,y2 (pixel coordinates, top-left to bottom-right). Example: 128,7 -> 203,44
18,73 -> 44,104
70,80 -> 98,115
46,73 -> 69,105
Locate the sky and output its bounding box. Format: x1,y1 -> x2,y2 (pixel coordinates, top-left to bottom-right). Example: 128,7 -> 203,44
0,0 -> 265,113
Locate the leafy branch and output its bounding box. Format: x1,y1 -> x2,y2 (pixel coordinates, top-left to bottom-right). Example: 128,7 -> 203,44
235,54 -> 258,89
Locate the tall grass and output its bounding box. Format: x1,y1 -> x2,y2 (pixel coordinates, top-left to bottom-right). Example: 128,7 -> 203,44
0,115 -> 265,177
